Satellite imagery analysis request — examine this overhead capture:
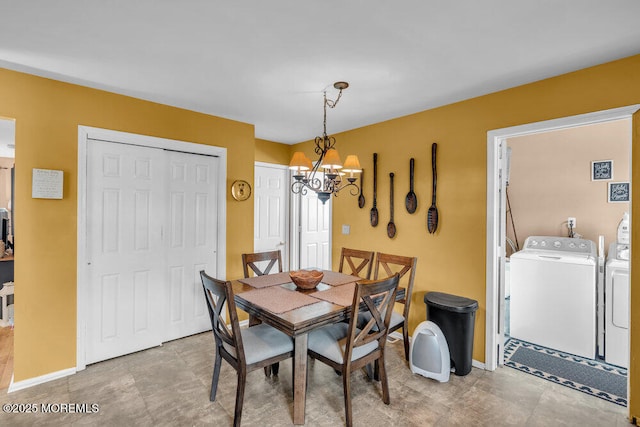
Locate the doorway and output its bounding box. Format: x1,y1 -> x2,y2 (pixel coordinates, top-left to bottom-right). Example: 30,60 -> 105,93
0,117 -> 14,390
77,126 -> 227,370
486,105 -> 639,401
254,162 -> 290,270
254,162 -> 332,272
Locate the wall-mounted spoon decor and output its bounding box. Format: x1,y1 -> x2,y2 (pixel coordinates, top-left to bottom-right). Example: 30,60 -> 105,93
370,153 -> 379,226
427,143 -> 439,234
358,169 -> 365,208
387,172 -> 396,238
405,158 -> 417,214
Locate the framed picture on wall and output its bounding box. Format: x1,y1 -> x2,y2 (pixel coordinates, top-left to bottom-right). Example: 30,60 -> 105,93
608,182 -> 630,203
591,160 -> 613,181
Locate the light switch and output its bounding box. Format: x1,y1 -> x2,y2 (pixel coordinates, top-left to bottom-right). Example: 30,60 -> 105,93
342,224 -> 350,235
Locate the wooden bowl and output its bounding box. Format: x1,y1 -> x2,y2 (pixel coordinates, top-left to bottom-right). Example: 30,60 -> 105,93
289,270 -> 324,290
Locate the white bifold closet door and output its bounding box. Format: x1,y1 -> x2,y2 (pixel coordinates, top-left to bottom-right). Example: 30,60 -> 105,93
165,150 -> 218,341
86,140 -> 218,364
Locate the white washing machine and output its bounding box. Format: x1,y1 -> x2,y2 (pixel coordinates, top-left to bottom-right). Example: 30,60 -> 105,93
510,236 -> 597,359
605,243 -> 629,368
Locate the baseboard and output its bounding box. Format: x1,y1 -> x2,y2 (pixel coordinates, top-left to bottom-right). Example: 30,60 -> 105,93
388,331 -> 486,370
388,331 -> 403,341
472,359 -> 486,370
8,367 -> 76,393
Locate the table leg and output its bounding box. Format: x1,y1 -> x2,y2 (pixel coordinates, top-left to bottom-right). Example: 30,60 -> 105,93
293,334 -> 308,425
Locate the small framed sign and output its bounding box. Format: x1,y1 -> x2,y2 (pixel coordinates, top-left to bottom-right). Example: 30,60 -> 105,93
32,168 -> 64,199
608,181 -> 630,203
591,160 -> 613,181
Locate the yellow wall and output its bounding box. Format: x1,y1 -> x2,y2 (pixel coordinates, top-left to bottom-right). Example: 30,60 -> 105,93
255,138 -> 293,164
0,68 -> 256,382
294,54 -> 640,422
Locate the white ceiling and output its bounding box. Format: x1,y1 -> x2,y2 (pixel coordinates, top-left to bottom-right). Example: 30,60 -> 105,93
1,1 -> 640,144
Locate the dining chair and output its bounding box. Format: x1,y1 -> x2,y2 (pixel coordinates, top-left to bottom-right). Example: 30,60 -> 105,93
241,249 -> 284,375
200,271 -> 294,427
361,252 -> 418,361
307,273 -> 400,427
338,247 -> 375,279
242,250 -> 283,278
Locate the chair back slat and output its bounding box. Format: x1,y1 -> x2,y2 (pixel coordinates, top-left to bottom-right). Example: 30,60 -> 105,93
339,247 -> 375,279
200,271 -> 246,364
374,253 -> 417,318
344,274 -> 399,360
242,250 -> 283,278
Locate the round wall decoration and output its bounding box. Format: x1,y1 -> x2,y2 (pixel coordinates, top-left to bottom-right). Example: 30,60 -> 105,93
231,180 -> 251,201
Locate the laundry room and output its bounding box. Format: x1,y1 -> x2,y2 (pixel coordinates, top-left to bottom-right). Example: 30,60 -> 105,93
504,117 -> 630,407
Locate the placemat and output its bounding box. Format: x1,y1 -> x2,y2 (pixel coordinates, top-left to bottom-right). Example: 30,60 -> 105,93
238,286 -> 320,314
238,272 -> 292,288
320,270 -> 359,286
310,282 -> 356,307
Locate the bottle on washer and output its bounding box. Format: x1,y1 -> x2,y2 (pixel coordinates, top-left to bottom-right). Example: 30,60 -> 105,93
616,212 -> 630,260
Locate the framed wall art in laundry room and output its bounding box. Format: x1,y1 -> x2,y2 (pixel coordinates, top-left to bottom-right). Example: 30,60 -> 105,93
591,159 -> 613,181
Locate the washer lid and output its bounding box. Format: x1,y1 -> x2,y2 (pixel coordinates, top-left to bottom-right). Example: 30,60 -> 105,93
424,292 -> 479,313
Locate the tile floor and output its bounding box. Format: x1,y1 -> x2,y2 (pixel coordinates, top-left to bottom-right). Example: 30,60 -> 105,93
0,332 -> 631,426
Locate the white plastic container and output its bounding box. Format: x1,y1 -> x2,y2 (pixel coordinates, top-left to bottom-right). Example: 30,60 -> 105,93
617,212 -> 630,245
409,321 -> 450,382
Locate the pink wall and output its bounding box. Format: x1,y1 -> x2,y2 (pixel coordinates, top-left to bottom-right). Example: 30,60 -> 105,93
506,119 -> 630,256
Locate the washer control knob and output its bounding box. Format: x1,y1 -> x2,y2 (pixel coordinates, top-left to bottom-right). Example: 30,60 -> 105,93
553,241 -> 561,248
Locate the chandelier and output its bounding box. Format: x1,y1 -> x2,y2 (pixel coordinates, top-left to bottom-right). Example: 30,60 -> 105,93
289,81 -> 361,204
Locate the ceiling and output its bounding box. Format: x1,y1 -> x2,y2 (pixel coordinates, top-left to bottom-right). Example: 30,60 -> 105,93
1,1 -> 640,144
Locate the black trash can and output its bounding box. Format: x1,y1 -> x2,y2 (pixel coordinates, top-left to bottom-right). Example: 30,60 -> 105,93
424,292 -> 478,376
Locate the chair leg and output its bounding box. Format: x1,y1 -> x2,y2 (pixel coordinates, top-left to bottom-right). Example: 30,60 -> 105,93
342,370 -> 353,427
402,323 -> 410,361
210,352 -> 222,401
378,355 -> 390,405
271,362 -> 280,375
263,366 -> 272,377
234,369 -> 247,427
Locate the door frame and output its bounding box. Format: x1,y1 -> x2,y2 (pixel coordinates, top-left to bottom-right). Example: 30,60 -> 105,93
485,104 -> 639,372
76,125 -> 227,371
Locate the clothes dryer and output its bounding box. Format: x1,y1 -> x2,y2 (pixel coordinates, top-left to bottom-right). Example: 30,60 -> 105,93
510,236 -> 597,359
605,243 -> 629,368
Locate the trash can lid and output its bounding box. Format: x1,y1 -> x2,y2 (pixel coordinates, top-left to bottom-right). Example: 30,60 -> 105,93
424,291 -> 479,313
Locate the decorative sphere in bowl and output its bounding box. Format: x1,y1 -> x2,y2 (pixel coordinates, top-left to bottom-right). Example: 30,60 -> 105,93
289,270 -> 324,290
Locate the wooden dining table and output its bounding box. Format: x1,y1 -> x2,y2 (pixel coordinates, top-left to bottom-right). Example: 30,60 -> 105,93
231,269 -> 405,425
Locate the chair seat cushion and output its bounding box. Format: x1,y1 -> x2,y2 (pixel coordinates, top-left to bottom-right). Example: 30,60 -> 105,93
308,323 -> 379,364
358,311 -> 404,332
223,324 -> 293,365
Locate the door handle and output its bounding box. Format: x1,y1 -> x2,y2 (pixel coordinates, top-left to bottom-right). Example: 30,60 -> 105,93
277,241 -> 285,246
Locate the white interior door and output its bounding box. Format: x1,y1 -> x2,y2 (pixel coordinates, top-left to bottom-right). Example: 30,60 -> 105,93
86,140 -> 165,363
254,163 -> 289,269
299,190 -> 331,270
165,151 -> 219,341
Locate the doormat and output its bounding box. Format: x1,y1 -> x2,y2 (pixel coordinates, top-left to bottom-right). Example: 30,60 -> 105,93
504,338 -> 627,407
